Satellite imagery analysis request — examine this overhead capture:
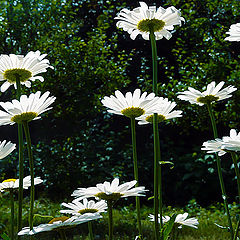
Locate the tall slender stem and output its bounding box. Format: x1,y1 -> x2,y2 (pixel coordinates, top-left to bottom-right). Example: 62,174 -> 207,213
88,221 -> 94,240
59,230 -> 67,240
206,103 -> 233,239
22,121 -> 35,230
107,200 -> 113,240
10,190 -> 15,240
157,132 -> 163,231
233,219 -> 240,240
150,29 -> 161,240
130,117 -> 142,238
15,76 -> 24,233
230,152 -> 240,202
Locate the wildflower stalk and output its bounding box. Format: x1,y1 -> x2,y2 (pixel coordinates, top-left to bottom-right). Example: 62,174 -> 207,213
233,219 -> 240,240
59,230 -> 67,240
206,102 -> 233,239
130,117 -> 143,238
15,76 -> 24,233
230,152 -> 240,202
22,121 -> 35,230
150,29 -> 162,240
157,134 -> 163,232
107,200 -> 113,240
10,189 -> 15,240
88,222 -> 94,240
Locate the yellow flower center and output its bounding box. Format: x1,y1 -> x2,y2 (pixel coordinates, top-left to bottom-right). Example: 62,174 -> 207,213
3,69 -> 32,83
78,208 -> 98,214
145,114 -> 166,123
137,19 -> 165,33
48,216 -> 69,224
196,95 -> 219,104
11,112 -> 38,124
2,178 -> 17,183
121,107 -> 145,118
95,192 -> 123,201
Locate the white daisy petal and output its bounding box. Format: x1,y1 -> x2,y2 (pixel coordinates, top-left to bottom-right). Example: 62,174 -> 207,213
149,212 -> 199,229
225,23 -> 240,42
0,51 -> 53,92
137,97 -> 182,124
60,199 -> 107,216
101,89 -> 160,118
0,175 -> 43,192
18,214 -> 102,236
72,178 -> 147,201
0,91 -> 56,126
115,2 -> 184,40
178,81 -> 237,106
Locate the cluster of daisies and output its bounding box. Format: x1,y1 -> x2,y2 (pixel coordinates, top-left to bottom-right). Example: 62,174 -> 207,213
101,81 -> 237,126
0,0 -> 239,238
0,51 -> 56,193
19,178 -> 147,235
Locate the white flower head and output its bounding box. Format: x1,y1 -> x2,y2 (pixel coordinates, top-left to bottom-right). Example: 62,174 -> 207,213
18,214 -> 102,236
222,129 -> 240,152
115,2 -> 184,40
225,23 -> 240,42
0,51 -> 53,92
178,81 -> 237,106
72,178 -> 147,201
101,89 -> 160,119
60,198 -> 107,216
0,175 -> 43,192
201,139 -> 226,156
0,91 -> 56,125
136,97 -> 182,125
149,212 -> 199,229
0,140 -> 16,159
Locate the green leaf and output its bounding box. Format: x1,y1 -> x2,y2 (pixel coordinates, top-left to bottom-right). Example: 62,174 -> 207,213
162,214 -> 176,240
147,196 -> 154,201
1,233 -> 10,240
159,161 -> 174,169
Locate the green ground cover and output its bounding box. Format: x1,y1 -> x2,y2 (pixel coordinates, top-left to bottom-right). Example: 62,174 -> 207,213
0,197 -> 238,239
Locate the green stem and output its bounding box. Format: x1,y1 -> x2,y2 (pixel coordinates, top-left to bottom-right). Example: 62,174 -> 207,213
130,117 -> 142,239
157,127 -> 163,233
150,29 -> 161,240
88,221 -> 94,240
231,153 -> 240,202
15,76 -> 24,234
22,121 -> 35,230
206,103 -> 233,239
10,190 -> 15,240
59,230 -> 67,240
107,200 -> 113,240
233,219 -> 240,240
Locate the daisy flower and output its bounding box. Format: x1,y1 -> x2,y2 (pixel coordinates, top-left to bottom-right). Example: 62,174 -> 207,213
72,178 -> 147,201
18,214 -> 102,236
115,2 -> 184,40
0,50 -> 53,92
202,129 -> 240,154
0,91 -> 56,125
60,198 -> 107,216
0,140 -> 16,159
149,212 -> 199,229
201,139 -> 226,156
177,81 -> 237,106
222,129 -> 240,152
225,23 -> 240,42
101,89 -> 160,119
0,176 -> 43,192
136,98 -> 182,125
